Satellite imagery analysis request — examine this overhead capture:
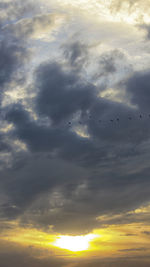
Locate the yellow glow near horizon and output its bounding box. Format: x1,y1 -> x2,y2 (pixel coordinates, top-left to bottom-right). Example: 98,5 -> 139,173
53,234 -> 97,252
1,203 -> 150,258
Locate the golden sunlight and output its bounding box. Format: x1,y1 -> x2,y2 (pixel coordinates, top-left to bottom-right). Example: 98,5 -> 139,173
53,234 -> 96,252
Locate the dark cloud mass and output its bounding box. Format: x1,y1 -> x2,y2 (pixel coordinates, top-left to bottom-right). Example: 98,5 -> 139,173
2,56 -> 150,235
0,2 -> 29,157
35,62 -> 96,124
0,40 -> 26,88
126,71 -> 150,111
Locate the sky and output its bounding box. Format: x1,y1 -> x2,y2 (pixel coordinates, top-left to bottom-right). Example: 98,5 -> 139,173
0,0 -> 150,266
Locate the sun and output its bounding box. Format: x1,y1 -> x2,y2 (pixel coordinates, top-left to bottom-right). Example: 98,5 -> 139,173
53,234 -> 96,252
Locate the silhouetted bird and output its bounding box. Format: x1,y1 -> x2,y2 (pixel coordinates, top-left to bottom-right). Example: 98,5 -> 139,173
116,118 -> 119,122
139,115 -> 142,119
128,117 -> 132,120
110,119 -> 114,122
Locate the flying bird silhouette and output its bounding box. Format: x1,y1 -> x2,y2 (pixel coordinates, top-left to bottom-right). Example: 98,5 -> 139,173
65,112 -> 150,129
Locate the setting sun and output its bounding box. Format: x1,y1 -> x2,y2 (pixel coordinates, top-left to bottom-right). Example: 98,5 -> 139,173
53,234 -> 96,252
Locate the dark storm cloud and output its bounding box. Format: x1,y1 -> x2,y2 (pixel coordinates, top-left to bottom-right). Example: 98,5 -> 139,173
0,2 -> 31,158
1,154 -> 88,221
6,60 -> 150,166
31,166 -> 150,234
0,0 -> 38,220
2,56 -> 150,233
35,62 -> 95,125
6,102 -> 95,159
1,58 -> 100,223
126,70 -> 150,112
0,9 -> 28,153
0,0 -> 32,96
0,14 -> 148,232
33,60 -> 150,149
0,40 -> 26,89
13,159 -> 150,234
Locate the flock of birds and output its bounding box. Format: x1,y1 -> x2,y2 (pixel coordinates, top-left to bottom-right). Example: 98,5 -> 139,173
67,113 -> 150,126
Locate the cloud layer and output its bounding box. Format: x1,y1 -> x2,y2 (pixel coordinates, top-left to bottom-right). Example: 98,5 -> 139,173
1,0 -> 150,266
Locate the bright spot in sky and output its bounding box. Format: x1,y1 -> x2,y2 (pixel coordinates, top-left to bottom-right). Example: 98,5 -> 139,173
54,234 -> 96,252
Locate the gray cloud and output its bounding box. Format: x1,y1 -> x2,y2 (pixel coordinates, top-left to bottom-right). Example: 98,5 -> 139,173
0,0 -> 38,25
63,41 -> 89,70
0,40 -> 26,90
4,13 -> 60,40
35,61 -> 96,125
0,3 -> 29,156
110,0 -> 148,13
1,55 -> 150,233
126,71 -> 150,112
119,247 -> 148,252
0,241 -> 67,267
138,24 -> 150,40
94,49 -> 126,80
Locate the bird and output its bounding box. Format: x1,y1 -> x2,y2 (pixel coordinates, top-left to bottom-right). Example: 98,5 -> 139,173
139,114 -> 142,119
128,117 -> 132,120
116,118 -> 119,122
110,119 -> 114,122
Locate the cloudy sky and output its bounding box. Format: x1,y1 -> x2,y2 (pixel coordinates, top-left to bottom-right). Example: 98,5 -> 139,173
1,0 -> 150,266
